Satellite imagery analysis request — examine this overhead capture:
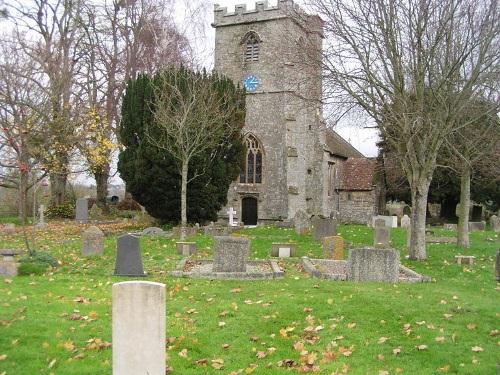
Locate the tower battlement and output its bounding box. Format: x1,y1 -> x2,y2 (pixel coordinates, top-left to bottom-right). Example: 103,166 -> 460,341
213,0 -> 301,26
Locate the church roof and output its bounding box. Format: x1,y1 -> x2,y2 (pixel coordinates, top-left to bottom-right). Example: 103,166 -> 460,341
342,158 -> 377,191
325,129 -> 364,158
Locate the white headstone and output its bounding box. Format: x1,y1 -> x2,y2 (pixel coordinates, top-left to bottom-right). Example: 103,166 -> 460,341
112,281 -> 165,375
278,247 -> 291,257
401,214 -> 411,229
227,207 -> 237,227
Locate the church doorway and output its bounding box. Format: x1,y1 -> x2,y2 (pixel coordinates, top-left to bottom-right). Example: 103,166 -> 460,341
242,197 -> 258,225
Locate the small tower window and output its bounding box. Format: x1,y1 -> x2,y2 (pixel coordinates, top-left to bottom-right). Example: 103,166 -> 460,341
242,32 -> 261,62
240,134 -> 263,184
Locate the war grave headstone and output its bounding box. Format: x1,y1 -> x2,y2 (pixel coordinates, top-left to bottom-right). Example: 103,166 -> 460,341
312,217 -> 337,241
294,210 -> 310,235
374,219 -> 391,248
400,214 -> 411,229
2,223 -> 16,235
443,223 -> 457,231
0,249 -> 21,277
82,226 -> 104,256
75,198 -> 89,223
490,215 -> 500,232
348,248 -> 399,283
468,221 -> 486,231
113,281 -> 165,375
322,236 -> 344,260
271,242 -> 297,257
171,236 -> 283,279
176,242 -> 197,256
35,205 -> 48,230
114,234 -> 146,277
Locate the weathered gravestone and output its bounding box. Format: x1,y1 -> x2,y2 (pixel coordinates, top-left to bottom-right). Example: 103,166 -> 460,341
374,223 -> 391,248
271,242 -> 297,257
0,249 -> 20,277
176,242 -> 197,256
371,215 -> 397,228
490,215 -> 500,232
204,224 -> 229,236
82,226 -> 104,256
374,218 -> 386,228
312,217 -> 337,241
347,248 -> 399,283
142,227 -> 165,236
35,205 -> 48,230
455,255 -> 475,265
2,223 -> 16,235
172,226 -> 198,238
322,236 -> 344,260
468,221 -> 486,231
114,235 -> 146,276
294,210 -> 310,236
89,204 -> 103,221
213,236 -> 249,272
401,215 -> 411,229
75,198 -> 89,223
113,281 -> 165,375
443,223 -> 457,231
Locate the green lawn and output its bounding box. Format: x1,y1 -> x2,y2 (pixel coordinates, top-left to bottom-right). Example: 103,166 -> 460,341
0,222 -> 498,374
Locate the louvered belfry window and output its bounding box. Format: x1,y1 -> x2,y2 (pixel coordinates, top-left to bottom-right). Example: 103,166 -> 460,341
244,33 -> 260,62
240,135 -> 263,184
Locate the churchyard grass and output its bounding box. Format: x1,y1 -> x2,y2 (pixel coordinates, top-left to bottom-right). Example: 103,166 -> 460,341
0,222 -> 498,374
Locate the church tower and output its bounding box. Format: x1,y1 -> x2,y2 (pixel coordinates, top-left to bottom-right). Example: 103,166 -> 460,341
213,0 -> 326,224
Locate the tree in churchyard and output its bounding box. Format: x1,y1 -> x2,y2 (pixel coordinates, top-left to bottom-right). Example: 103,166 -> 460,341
301,0 -> 499,259
118,70 -> 246,231
444,99 -> 500,247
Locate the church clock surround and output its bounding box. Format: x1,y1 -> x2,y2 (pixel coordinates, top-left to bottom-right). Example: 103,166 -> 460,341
243,74 -> 260,92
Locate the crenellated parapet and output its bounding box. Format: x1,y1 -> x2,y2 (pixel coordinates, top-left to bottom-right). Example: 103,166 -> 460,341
213,0 -> 304,27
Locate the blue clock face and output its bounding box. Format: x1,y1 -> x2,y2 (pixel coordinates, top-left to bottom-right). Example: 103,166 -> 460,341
243,74 -> 260,92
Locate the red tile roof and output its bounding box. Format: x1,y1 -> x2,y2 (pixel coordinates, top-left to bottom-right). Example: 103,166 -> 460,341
342,158 -> 376,190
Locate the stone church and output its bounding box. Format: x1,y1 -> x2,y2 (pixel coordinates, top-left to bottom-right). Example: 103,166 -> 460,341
213,0 -> 380,225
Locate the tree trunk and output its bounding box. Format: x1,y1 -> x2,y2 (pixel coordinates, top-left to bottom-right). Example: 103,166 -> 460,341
457,167 -> 471,248
50,172 -> 67,206
409,181 -> 430,260
18,170 -> 29,224
180,160 -> 188,240
94,167 -> 110,212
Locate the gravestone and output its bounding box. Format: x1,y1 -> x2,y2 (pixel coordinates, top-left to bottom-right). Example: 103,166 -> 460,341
401,215 -> 411,229
490,215 -> 499,232
374,225 -> 391,248
347,248 -> 399,283
204,224 -> 228,236
455,255 -> 475,265
89,204 -> 103,221
271,243 -> 297,257
0,249 -> 19,277
406,225 -> 411,248
142,227 -> 165,236
35,205 -> 48,230
75,198 -> 89,223
176,242 -> 197,256
371,215 -> 397,228
172,226 -> 198,238
322,236 -> 344,260
213,236 -> 249,272
114,235 -> 146,276
443,223 -> 457,231
294,210 -> 310,236
113,281 -> 165,375
468,221 -> 486,231
496,249 -> 500,282
374,218 -> 386,228
312,217 -> 337,241
227,207 -> 238,227
82,226 -> 104,256
2,223 -> 16,235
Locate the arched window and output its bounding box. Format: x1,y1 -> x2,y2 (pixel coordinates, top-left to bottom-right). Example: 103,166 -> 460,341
242,32 -> 261,62
240,135 -> 263,184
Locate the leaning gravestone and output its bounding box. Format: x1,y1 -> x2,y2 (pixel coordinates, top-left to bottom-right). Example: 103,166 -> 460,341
468,221 -> 486,231
114,234 -> 146,276
294,210 -> 310,236
312,217 -> 337,241
490,215 -> 500,232
401,215 -> 411,229
213,236 -> 249,272
75,198 -> 89,223
347,248 -> 399,283
113,281 -> 165,375
374,224 -> 391,248
322,236 -> 344,260
82,226 -> 104,256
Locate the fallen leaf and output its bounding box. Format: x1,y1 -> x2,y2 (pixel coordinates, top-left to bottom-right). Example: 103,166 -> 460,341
435,336 -> 445,343
0,354 -> 6,360
378,337 -> 389,344
347,322 -> 356,329
393,348 -> 401,355
416,344 -> 428,351
466,323 -> 476,330
471,346 -> 483,352
256,351 -> 267,359
178,349 -> 188,358
438,364 -> 450,372
211,358 -> 224,370
195,358 -> 208,366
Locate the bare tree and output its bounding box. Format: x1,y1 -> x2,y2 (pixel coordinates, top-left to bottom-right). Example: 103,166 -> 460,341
146,67 -> 245,238
302,0 -> 500,259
